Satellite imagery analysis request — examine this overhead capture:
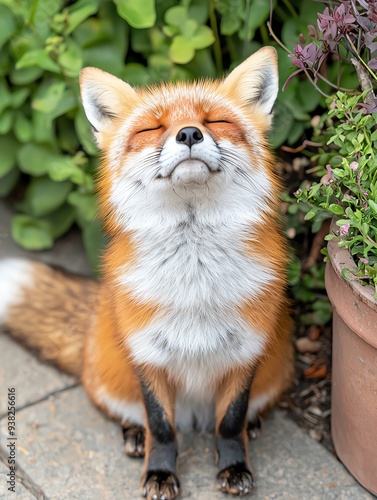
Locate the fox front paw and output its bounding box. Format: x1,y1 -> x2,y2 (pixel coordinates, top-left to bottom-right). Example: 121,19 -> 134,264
217,464 -> 256,496
122,424 -> 145,458
143,471 -> 180,500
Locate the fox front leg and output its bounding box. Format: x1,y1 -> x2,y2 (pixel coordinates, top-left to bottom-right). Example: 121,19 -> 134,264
140,378 -> 180,500
216,372 -> 256,496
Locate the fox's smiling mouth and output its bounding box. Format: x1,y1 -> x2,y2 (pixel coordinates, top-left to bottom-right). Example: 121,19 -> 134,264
156,159 -> 221,185
171,159 -> 210,185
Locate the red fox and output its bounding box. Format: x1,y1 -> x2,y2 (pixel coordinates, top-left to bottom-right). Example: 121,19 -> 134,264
0,47 -> 293,499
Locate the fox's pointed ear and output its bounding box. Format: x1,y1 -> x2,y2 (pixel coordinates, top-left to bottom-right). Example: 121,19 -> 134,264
79,67 -> 137,145
223,47 -> 279,115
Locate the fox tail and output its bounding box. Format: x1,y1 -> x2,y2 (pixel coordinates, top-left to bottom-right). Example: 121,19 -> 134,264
0,258 -> 97,376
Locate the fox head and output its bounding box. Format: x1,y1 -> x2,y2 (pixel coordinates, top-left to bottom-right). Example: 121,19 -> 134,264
80,47 -> 279,230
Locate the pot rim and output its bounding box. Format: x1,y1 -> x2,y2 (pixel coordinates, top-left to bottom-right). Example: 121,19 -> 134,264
327,219 -> 377,311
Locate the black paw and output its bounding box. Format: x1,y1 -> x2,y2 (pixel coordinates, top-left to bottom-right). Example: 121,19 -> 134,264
247,416 -> 262,440
217,464 -> 256,496
143,471 -> 180,500
122,424 -> 145,458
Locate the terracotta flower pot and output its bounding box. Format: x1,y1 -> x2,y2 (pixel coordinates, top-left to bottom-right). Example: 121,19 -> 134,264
325,229 -> 377,495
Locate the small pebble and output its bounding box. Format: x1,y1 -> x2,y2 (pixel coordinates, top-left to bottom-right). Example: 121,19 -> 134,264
295,337 -> 321,354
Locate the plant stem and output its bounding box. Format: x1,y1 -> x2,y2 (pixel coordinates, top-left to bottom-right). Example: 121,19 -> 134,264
361,231 -> 377,248
346,34 -> 377,82
209,0 -> 223,75
266,21 -> 290,53
303,68 -> 332,98
315,71 -> 358,93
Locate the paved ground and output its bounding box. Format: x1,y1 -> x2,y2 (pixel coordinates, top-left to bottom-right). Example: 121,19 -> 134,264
0,202 -> 374,499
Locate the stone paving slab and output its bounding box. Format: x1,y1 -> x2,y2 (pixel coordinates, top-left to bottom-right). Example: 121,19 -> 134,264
0,385 -> 372,500
0,336 -> 75,416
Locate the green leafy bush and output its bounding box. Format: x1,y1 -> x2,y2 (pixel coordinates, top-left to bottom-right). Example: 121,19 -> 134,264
0,0 -> 320,269
283,0 -> 377,297
296,92 -> 377,296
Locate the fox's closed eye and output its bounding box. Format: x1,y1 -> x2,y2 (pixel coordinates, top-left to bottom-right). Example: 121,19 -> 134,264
136,125 -> 163,134
206,120 -> 232,125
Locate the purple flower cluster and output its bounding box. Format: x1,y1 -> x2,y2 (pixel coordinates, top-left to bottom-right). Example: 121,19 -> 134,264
286,0 -> 377,91
318,4 -> 357,50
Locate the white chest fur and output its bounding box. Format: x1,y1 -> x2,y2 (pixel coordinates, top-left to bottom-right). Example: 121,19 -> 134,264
120,208 -> 275,398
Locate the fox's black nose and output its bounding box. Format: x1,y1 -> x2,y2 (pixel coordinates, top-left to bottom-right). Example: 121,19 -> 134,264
176,127 -> 203,147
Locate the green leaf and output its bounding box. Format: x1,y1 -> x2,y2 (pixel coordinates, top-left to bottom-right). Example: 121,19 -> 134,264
284,98 -> 310,121
57,117 -> 79,153
368,199 -> 377,215
24,176 -> 72,217
58,39 -> 83,77
0,108 -> 14,134
169,36 -> 195,64
216,0 -> 243,36
75,107 -> 98,156
170,66 -> 192,82
45,204 -> 75,238
114,0 -> 156,28
185,48 -> 216,78
328,203 -> 344,215
16,50 -> 60,73
130,28 -> 153,53
28,0 -> 62,40
304,209 -> 318,220
243,0 -> 271,40
181,19 -> 198,39
50,89 -> 77,120
11,215 -> 54,251
0,134 -> 19,177
281,18 -> 300,51
17,144 -> 59,177
188,0 -> 209,24
32,81 -> 66,113
0,167 -> 20,198
82,218 -> 107,274
165,6 -> 187,27
297,79 -> 321,113
341,268 -> 351,280
287,121 -> 305,145
0,5 -> 17,48
270,101 -> 294,148
0,79 -> 11,114
148,54 -> 172,75
336,219 -> 351,226
49,156 -> 86,185
162,25 -> 178,37
32,109 -> 56,145
222,12 -> 241,35
10,66 -> 44,85
66,0 -> 100,34
10,88 -> 30,108
83,43 -> 125,75
120,63 -> 152,86
370,129 -> 377,142
149,27 -> 167,53
191,26 -> 215,50
68,191 -> 97,226
14,112 -> 33,142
